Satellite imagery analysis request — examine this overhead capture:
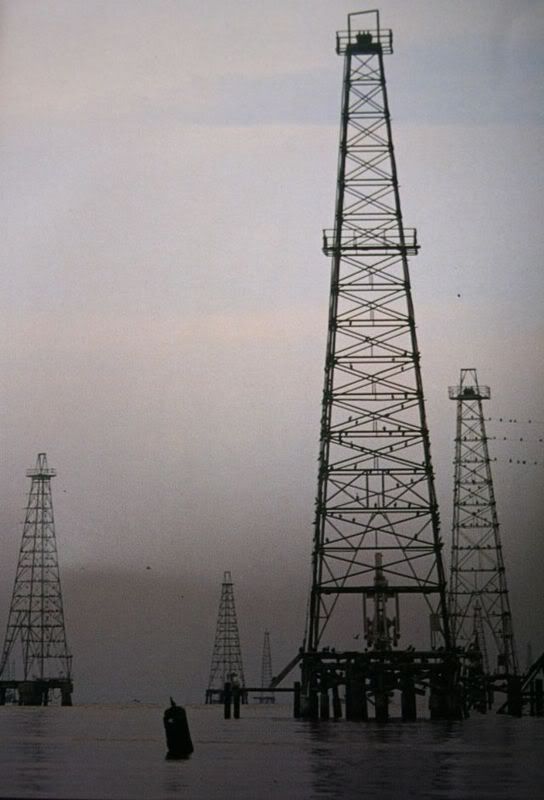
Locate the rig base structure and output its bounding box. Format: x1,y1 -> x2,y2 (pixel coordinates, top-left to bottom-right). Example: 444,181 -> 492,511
299,649 -> 463,721
0,678 -> 73,706
294,648 -> 541,720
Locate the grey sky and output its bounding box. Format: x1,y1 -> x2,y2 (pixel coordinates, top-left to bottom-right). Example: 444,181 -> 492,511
1,0 -> 543,702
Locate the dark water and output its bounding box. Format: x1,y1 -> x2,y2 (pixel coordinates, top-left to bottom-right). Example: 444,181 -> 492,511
0,703 -> 543,799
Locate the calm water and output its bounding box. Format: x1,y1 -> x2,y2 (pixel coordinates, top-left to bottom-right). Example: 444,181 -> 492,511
0,703 -> 543,799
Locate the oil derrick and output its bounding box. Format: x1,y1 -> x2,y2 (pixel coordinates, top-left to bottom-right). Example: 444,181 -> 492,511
301,11 -> 457,722
0,454 -> 73,706
257,630 -> 275,704
448,369 -> 519,712
205,571 -> 246,703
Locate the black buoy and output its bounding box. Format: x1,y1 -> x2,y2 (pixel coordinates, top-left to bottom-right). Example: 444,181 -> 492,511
163,697 -> 194,759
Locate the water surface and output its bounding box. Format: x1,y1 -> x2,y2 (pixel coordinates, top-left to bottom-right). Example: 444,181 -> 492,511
0,704 -> 542,798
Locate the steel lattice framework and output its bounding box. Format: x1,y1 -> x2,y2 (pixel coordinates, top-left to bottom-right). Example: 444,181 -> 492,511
206,571 -> 245,697
448,369 -> 518,675
306,11 -> 449,654
0,454 -> 72,683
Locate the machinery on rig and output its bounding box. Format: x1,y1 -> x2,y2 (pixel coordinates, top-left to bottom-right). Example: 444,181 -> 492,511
297,10 -> 461,721
0,454 -> 73,706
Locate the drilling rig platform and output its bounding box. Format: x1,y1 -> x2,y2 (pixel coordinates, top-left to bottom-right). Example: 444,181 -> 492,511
448,369 -> 522,715
0,454 -> 73,706
292,10 -> 460,721
205,571 -> 247,704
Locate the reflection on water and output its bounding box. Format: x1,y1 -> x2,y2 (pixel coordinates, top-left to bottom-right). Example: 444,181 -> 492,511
305,718 -> 536,799
6,709 -> 53,798
162,767 -> 190,797
0,705 -> 543,799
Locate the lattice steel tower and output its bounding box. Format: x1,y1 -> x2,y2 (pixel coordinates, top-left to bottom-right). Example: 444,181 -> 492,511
306,11 -> 449,656
258,630 -> 274,704
448,369 -> 518,676
205,571 -> 245,702
0,454 -> 73,705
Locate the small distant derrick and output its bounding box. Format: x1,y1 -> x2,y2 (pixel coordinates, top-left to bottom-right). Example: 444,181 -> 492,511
205,571 -> 246,704
0,454 -> 73,706
256,631 -> 275,704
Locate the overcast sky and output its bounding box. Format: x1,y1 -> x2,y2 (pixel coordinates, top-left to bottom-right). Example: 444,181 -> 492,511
0,0 -> 543,703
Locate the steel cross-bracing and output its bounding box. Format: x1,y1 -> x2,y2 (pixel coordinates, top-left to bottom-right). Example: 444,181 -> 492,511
306,11 -> 449,659
448,369 -> 519,682
205,571 -> 246,703
0,454 -> 73,706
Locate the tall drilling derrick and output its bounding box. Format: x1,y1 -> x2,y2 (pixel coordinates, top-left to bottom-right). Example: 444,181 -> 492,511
258,630 -> 275,704
205,571 -> 246,703
0,454 -> 73,706
448,369 -> 519,707
302,11 -> 455,721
